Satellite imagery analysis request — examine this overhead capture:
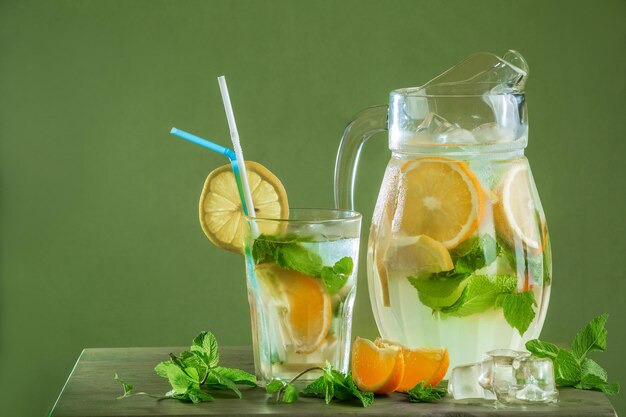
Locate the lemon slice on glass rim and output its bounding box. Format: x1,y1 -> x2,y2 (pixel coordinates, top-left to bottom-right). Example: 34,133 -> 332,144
199,161 -> 289,253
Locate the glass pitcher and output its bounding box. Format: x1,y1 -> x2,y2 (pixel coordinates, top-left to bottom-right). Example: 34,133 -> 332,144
334,51 -> 551,371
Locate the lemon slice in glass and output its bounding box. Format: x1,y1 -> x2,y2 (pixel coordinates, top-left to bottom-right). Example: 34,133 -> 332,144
199,161 -> 288,253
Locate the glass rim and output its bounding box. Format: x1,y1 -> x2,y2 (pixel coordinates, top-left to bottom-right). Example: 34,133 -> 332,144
245,207 -> 362,223
390,87 -> 524,99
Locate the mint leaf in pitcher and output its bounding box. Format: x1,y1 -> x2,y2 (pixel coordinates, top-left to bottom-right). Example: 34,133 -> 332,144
495,291 -> 536,335
440,274 -> 516,317
408,273 -> 470,310
451,235 -> 500,273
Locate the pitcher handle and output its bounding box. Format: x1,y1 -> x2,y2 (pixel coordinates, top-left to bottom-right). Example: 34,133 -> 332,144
333,105 -> 389,210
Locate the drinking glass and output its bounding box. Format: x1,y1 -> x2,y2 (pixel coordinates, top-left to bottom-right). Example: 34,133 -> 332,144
244,208 -> 361,384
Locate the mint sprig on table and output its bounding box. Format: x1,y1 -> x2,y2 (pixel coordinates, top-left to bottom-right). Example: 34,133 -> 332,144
526,314 -> 619,395
267,363 -> 374,407
252,233 -> 354,295
406,382 -> 448,402
115,331 -> 256,403
408,235 -> 537,335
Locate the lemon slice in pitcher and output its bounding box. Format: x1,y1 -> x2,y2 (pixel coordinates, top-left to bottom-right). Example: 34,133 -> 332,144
494,164 -> 542,252
396,157 -> 484,249
199,161 -> 288,253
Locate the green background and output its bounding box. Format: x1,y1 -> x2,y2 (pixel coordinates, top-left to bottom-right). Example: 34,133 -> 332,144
1,0 -> 624,415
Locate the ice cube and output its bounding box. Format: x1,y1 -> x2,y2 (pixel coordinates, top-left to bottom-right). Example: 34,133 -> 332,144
512,355 -> 558,403
478,350 -> 525,403
410,112 -> 477,145
472,122 -> 517,143
450,349 -> 549,403
449,363 -> 491,400
437,128 -> 475,145
418,112 -> 454,135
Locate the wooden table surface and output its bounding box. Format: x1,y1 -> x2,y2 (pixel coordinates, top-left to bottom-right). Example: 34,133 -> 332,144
49,346 -> 618,417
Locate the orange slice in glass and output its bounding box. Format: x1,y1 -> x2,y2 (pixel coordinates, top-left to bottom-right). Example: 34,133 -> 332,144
255,263 -> 331,354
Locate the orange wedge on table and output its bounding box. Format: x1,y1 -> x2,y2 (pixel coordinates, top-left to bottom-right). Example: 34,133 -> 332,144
199,161 -> 288,253
351,337 -> 404,394
255,263 -> 331,354
375,339 -> 449,392
395,157 -> 485,249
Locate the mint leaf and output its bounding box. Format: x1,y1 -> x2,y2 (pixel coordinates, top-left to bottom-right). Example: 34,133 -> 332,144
114,373 -> 133,398
406,382 -> 447,402
166,365 -> 199,394
571,313 -> 608,361
179,351 -> 209,377
527,315 -> 619,395
253,235 -> 325,277
441,275 -> 516,317
266,379 -> 300,403
495,291 -> 536,335
282,383 -> 300,403
166,386 -> 214,403
581,358 -> 608,381
333,257 -> 353,275
525,339 -> 560,359
252,238 -> 278,264
553,349 -> 582,386
321,257 -> 353,295
301,365 -> 373,407
191,331 -> 219,367
346,375 -> 374,407
185,388 -> 214,403
208,371 -> 241,398
275,243 -> 323,276
577,374 -> 620,395
452,235 -> 499,273
209,367 -> 256,387
266,379 -> 285,394
408,274 -> 470,309
155,361 -> 177,379
576,358 -> 620,395
302,377 -> 326,397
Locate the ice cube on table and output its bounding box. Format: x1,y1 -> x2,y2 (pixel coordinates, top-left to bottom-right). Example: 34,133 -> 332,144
449,349 -> 559,404
449,363 -> 493,400
512,355 -> 558,403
